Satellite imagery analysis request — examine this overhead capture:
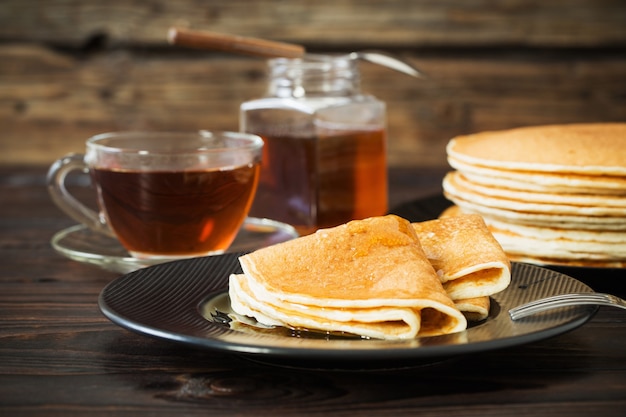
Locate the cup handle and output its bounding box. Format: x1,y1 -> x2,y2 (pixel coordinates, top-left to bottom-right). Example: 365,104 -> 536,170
47,153 -> 115,237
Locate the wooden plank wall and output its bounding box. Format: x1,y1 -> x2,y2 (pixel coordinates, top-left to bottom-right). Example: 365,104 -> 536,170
1,0 -> 625,168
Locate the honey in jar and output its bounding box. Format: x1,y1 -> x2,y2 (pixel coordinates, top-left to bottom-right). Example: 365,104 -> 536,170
240,54 -> 387,235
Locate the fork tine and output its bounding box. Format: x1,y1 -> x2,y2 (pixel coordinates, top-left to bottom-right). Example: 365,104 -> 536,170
509,292 -> 626,320
523,293 -> 609,306
511,294 -> 583,310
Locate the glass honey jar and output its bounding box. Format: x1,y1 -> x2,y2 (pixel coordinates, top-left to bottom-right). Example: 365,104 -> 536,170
240,54 -> 387,235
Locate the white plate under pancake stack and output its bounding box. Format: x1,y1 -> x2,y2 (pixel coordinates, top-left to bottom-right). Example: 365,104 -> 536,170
442,123 -> 626,268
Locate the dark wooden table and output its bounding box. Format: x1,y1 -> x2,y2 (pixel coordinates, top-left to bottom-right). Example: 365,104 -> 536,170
1,165 -> 625,417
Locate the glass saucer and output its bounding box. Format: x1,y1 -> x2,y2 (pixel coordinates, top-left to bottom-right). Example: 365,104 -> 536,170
51,217 -> 298,274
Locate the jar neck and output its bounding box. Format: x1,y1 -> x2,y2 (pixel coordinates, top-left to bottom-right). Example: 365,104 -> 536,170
266,55 -> 361,98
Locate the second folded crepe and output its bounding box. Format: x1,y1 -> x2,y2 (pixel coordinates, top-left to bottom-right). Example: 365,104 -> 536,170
229,215 -> 467,340
412,214 -> 511,321
411,214 -> 511,301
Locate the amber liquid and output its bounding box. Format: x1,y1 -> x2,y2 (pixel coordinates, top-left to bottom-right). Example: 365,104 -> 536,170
249,128 -> 387,235
93,165 -> 259,257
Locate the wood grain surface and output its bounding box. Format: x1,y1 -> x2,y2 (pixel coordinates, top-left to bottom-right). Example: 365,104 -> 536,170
1,0 -> 625,168
1,165 -> 625,416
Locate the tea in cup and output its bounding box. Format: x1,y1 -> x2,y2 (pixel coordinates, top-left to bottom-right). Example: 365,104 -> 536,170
48,131 -> 263,259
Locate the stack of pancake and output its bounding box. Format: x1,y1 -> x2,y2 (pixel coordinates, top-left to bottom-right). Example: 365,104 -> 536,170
442,123 -> 626,268
229,214 -> 510,340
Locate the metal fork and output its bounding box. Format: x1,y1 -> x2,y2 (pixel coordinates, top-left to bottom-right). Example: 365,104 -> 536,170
509,292 -> 626,320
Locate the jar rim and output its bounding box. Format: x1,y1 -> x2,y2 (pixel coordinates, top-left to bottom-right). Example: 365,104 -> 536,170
268,54 -> 357,72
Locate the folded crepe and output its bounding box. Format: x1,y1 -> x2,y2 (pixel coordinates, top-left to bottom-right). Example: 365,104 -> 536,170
229,215 -> 467,340
454,297 -> 491,322
411,214 -> 511,301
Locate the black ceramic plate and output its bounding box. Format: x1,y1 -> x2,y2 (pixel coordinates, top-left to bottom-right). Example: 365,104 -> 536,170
99,254 -> 596,367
